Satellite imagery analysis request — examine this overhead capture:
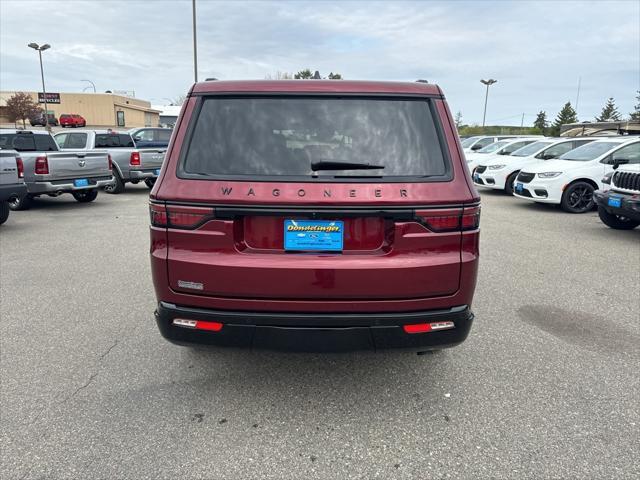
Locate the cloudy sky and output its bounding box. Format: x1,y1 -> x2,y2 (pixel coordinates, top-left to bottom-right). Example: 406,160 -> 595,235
1,0 -> 638,125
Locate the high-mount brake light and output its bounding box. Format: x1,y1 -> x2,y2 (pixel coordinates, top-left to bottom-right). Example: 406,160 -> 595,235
149,204 -> 215,229
35,156 -> 49,175
130,152 -> 141,166
16,157 -> 24,178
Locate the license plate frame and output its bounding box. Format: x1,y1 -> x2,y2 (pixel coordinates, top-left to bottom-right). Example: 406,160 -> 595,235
284,219 -> 344,252
74,178 -> 89,187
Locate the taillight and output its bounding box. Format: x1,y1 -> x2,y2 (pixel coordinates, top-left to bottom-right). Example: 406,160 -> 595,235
35,156 -> 49,175
16,157 -> 24,178
130,151 -> 141,166
107,154 -> 113,170
172,319 -> 223,332
403,321 -> 455,334
149,203 -> 215,229
416,206 -> 480,232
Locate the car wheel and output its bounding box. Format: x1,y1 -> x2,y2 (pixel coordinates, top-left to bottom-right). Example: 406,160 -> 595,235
72,189 -> 99,203
104,171 -> 125,194
504,171 -> 519,195
0,201 -> 10,225
560,181 -> 595,213
8,194 -> 32,211
144,178 -> 156,189
597,206 -> 640,230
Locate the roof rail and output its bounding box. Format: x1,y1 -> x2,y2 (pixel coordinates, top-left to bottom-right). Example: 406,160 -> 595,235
416,79 -> 429,83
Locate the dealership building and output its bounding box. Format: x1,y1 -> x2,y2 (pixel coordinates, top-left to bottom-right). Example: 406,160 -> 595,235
0,91 -> 161,128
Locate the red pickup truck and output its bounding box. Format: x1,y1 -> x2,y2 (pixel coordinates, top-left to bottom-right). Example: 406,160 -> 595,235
149,80 -> 480,353
59,114 -> 86,128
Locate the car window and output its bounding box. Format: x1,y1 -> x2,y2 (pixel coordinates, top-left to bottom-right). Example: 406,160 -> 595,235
510,141 -> 553,157
478,140 -> 509,153
55,133 -> 69,148
95,134 -> 135,148
183,96 -> 449,180
0,134 -> 58,151
35,135 -> 58,151
134,130 -> 155,142
67,133 -> 88,149
157,130 -> 172,141
501,140 -> 535,155
460,136 -> 481,148
472,138 -> 495,150
559,142 -> 621,161
612,142 -> 640,164
538,142 -> 575,159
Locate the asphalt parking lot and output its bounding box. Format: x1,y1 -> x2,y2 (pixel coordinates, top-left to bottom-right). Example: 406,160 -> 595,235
1,186 -> 639,479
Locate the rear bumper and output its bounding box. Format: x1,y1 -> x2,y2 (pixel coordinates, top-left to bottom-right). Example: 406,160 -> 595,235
0,183 -> 27,202
594,189 -> 640,221
29,176 -> 114,194
155,302 -> 474,352
129,169 -> 160,180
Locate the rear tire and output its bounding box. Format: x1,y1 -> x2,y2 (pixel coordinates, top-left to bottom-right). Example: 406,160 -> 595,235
104,170 -> 125,194
560,181 -> 595,213
144,178 -> 156,189
504,171 -> 519,195
597,206 -> 640,230
8,194 -> 32,211
72,189 -> 98,203
0,202 -> 9,225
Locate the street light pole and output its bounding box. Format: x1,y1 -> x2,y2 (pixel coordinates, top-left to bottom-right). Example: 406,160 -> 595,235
28,43 -> 51,131
81,79 -> 96,93
480,79 -> 497,128
192,0 -> 198,83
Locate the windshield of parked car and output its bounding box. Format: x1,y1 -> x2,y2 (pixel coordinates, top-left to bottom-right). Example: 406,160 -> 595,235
0,133 -> 58,152
510,141 -> 553,157
460,136 -> 481,148
182,97 -> 449,180
477,140 -> 509,154
558,141 -> 622,161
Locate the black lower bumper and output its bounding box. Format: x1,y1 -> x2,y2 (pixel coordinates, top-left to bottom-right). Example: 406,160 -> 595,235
594,189 -> 640,221
155,302 -> 474,353
0,183 -> 27,203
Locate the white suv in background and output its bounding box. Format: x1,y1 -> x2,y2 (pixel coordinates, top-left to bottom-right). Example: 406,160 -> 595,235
461,135 -> 532,154
472,138 -> 594,195
513,138 -> 640,213
466,137 -> 540,172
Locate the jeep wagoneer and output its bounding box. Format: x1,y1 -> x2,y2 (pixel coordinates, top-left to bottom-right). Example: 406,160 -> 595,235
149,80 -> 480,352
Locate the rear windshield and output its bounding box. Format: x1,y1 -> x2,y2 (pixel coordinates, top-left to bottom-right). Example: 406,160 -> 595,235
558,141 -> 621,161
0,133 -> 58,152
478,140 -> 509,153
95,134 -> 135,148
182,97 -> 449,180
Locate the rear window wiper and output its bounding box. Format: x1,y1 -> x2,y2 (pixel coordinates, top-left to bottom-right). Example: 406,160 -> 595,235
311,160 -> 385,171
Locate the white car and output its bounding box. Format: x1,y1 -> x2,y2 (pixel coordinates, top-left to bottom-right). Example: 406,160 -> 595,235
472,138 -> 594,194
461,135 -> 532,154
466,137 -> 540,172
513,137 -> 640,213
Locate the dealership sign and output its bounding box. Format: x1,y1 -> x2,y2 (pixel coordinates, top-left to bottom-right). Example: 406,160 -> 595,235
38,92 -> 60,104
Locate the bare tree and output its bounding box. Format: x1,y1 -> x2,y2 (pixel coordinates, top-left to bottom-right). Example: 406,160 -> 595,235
265,71 -> 293,80
172,94 -> 187,106
5,92 -> 40,128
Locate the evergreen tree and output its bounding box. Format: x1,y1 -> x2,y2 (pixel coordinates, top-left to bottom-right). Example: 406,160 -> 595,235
550,102 -> 578,136
595,97 -> 621,122
630,91 -> 640,121
533,111 -> 548,134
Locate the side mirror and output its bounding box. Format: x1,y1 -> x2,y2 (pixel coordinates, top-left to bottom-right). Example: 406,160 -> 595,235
611,158 -> 628,169
470,144 -> 482,151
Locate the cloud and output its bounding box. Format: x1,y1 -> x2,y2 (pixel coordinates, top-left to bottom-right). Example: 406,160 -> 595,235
1,0 -> 638,124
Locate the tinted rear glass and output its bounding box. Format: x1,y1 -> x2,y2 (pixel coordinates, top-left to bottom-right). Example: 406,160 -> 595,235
158,129 -> 172,141
0,133 -> 58,152
95,134 -> 134,148
182,97 -> 449,180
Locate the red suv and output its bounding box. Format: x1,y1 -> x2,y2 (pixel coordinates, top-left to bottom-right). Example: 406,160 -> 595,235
150,80 -> 480,353
59,114 -> 86,128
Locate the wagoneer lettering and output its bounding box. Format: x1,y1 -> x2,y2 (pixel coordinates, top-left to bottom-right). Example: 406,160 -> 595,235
150,79 -> 480,353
